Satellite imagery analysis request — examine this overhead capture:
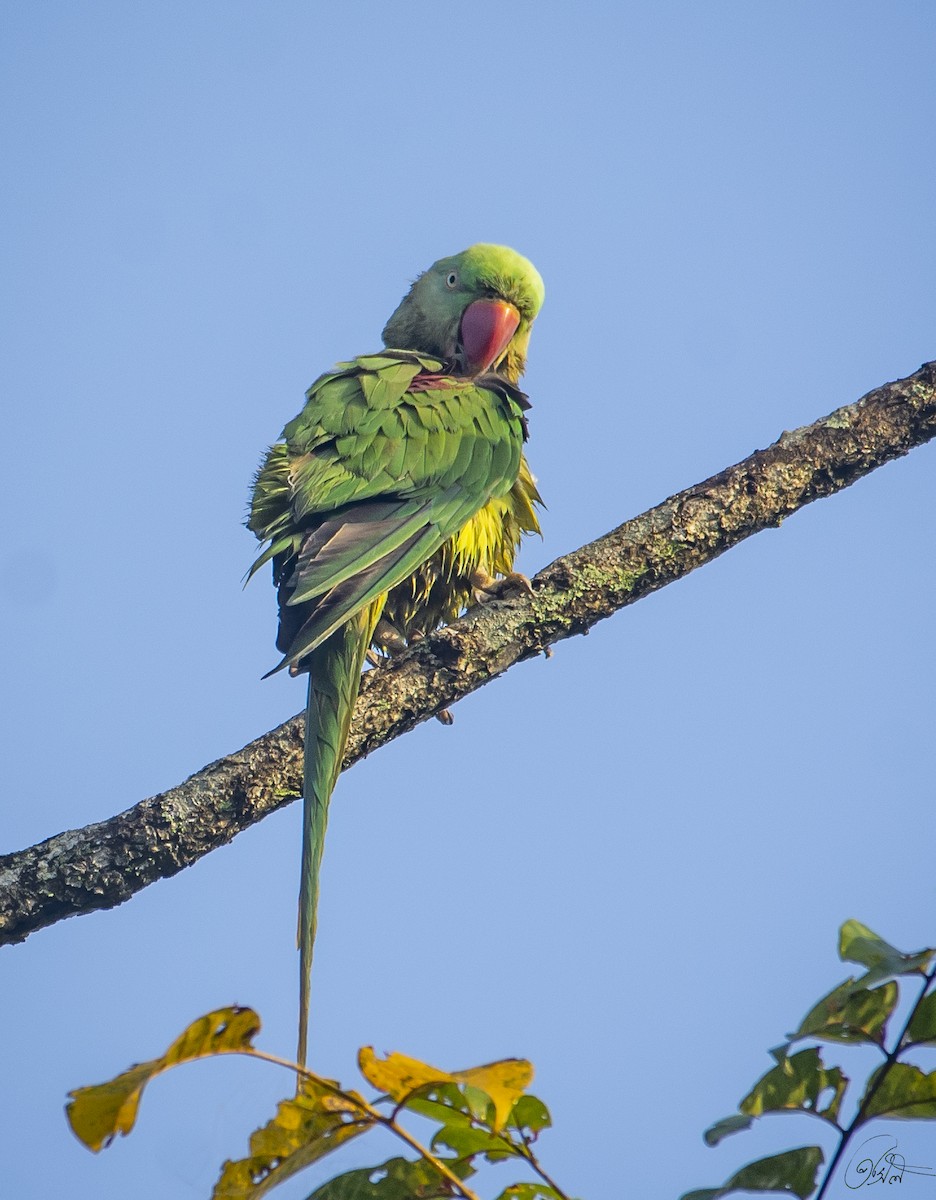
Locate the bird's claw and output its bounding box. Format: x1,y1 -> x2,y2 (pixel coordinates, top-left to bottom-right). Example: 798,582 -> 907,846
370,618 -> 410,662
470,569 -> 534,602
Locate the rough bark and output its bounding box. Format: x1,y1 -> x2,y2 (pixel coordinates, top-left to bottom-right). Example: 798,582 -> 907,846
2,360 -> 934,946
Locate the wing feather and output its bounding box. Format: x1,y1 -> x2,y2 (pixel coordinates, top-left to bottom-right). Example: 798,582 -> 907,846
287,498 -> 432,607
249,351 -> 528,671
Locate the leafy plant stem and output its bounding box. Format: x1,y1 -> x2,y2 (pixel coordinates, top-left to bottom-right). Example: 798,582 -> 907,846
814,965 -> 936,1200
232,1047 -> 485,1200
383,1116 -> 482,1200
516,1130 -> 573,1200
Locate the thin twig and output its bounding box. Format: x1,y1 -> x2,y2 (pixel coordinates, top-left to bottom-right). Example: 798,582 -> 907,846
516,1127 -> 574,1200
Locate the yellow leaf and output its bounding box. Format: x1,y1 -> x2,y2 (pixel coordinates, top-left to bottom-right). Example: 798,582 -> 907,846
67,1007 -> 261,1153
457,1060 -> 534,1133
358,1048 -> 534,1133
213,1075 -> 374,1199
358,1047 -> 458,1101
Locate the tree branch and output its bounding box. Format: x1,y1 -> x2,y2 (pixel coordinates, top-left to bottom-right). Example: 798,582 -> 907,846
2,361 -> 934,946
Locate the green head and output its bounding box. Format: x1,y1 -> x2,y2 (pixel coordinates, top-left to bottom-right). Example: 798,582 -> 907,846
382,244 -> 545,382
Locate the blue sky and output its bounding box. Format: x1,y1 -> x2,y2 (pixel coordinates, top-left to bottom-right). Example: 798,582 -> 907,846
2,3 -> 935,1197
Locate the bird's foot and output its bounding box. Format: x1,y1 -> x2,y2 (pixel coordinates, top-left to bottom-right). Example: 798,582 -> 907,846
470,568 -> 534,603
368,619 -> 410,666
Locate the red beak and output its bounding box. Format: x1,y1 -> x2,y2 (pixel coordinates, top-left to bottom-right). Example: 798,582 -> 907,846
458,299 -> 520,375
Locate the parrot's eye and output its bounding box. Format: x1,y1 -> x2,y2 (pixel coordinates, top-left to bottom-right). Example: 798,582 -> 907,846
445,271 -> 458,289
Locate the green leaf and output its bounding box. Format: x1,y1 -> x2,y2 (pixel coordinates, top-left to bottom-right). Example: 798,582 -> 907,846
839,920 -> 934,984
509,1094 -> 552,1138
305,1155 -> 470,1199
740,1048 -> 847,1125
463,1084 -> 495,1124
213,1075 -> 374,1199
703,1114 -> 754,1146
860,1062 -> 936,1122
495,1185 -> 566,1200
66,1006 -> 261,1152
432,1121 -> 511,1160
790,977 -> 897,1046
680,1145 -> 824,1200
906,990 -> 936,1046
404,1083 -> 476,1125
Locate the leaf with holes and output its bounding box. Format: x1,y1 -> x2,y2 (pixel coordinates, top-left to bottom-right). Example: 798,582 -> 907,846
404,1081 -> 475,1125
508,1094 -> 552,1139
432,1119 -> 512,1161
67,1007 -> 261,1152
790,978 -> 897,1046
740,1048 -> 846,1125
305,1155 -> 473,1199
212,1075 -> 374,1199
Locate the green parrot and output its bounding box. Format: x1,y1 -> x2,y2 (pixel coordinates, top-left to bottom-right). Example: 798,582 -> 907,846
248,244 -> 545,1065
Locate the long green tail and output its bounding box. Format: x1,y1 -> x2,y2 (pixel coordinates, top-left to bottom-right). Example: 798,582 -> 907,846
297,608 -> 375,1067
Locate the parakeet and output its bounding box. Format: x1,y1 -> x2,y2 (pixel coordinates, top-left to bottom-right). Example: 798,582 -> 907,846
248,244 -> 545,1065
